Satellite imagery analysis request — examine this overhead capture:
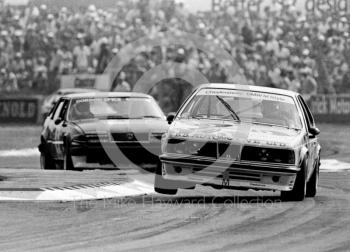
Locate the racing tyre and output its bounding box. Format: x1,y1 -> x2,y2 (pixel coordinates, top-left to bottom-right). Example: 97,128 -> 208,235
63,149 -> 74,171
61,141 -> 83,171
154,185 -> 178,195
154,162 -> 178,195
40,152 -> 55,170
281,163 -> 307,202
306,158 -> 319,198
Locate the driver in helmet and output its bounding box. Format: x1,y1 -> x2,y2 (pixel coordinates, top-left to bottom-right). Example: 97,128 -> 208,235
71,101 -> 94,120
261,100 -> 288,126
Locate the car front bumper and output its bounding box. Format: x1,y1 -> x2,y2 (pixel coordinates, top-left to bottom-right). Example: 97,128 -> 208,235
160,154 -> 300,191
70,142 -> 161,169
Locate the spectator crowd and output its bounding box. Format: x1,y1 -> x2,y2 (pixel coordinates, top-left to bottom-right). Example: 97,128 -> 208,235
0,0 -> 349,99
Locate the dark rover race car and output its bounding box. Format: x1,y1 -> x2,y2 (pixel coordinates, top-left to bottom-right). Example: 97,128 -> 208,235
39,92 -> 168,171
156,84 -> 321,201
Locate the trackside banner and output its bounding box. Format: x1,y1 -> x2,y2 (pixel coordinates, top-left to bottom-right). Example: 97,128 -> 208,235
0,96 -> 42,124
308,95 -> 350,123
60,74 -> 111,91
211,0 -> 348,16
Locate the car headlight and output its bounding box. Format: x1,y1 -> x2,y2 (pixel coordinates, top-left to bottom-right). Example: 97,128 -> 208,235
166,138 -> 186,154
72,133 -> 109,144
241,146 -> 295,164
86,133 -> 109,143
150,132 -> 165,143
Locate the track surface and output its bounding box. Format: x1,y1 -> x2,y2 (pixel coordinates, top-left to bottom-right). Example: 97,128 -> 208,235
0,124 -> 349,251
0,171 -> 349,252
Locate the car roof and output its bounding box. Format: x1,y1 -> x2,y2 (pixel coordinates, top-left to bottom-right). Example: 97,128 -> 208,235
62,92 -> 152,99
57,88 -> 98,95
197,83 -> 299,97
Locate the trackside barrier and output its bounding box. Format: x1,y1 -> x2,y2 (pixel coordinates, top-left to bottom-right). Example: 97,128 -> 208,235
308,94 -> 350,123
0,95 -> 43,124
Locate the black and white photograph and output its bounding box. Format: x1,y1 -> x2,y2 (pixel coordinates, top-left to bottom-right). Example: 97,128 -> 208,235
0,0 -> 349,251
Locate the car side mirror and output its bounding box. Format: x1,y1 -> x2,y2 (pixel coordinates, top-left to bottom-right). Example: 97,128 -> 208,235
54,118 -> 62,125
166,113 -> 176,125
309,126 -> 320,136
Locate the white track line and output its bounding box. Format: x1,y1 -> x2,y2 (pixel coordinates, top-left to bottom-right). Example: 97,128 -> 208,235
320,159 -> 350,172
0,180 -> 155,201
0,148 -> 39,157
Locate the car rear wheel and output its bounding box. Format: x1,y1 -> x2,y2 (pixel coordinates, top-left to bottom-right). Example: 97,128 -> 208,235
154,162 -> 178,195
306,158 -> 319,198
40,152 -> 55,170
281,163 -> 307,202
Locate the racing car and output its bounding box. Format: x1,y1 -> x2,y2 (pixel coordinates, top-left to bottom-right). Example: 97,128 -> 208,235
39,92 -> 168,171
156,84 -> 321,201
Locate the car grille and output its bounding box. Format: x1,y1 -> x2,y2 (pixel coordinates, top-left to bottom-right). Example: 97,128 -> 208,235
85,143 -> 159,165
111,132 -> 149,142
192,167 -> 261,182
167,139 -> 240,159
218,142 -> 241,159
216,170 -> 261,182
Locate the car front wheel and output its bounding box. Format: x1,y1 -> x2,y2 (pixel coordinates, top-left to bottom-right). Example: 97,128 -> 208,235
40,152 -> 55,170
306,158 -> 319,197
63,147 -> 74,171
154,162 -> 178,195
281,163 -> 307,202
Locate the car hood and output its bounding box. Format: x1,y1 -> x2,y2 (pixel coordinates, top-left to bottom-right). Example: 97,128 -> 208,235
169,119 -> 304,148
73,119 -> 169,134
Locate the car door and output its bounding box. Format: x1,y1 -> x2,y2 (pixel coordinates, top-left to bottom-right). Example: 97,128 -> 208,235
41,100 -> 58,143
297,95 -> 318,179
49,99 -> 66,159
53,99 -> 70,160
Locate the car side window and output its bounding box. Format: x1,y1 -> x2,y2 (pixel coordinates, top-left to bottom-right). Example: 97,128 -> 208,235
297,96 -> 315,131
180,95 -> 206,118
52,101 -> 65,121
59,100 -> 70,121
50,99 -> 61,119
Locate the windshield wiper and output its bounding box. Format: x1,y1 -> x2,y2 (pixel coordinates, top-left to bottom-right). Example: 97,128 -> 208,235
216,96 -> 240,122
105,115 -> 130,119
122,115 -> 162,119
141,115 -> 162,118
252,121 -> 301,131
188,115 -> 208,119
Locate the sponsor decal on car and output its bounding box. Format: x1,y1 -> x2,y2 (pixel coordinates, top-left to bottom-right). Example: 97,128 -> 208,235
197,89 -> 294,103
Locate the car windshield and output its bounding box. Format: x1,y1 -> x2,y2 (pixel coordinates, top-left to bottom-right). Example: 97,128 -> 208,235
68,97 -> 164,121
179,88 -> 302,129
